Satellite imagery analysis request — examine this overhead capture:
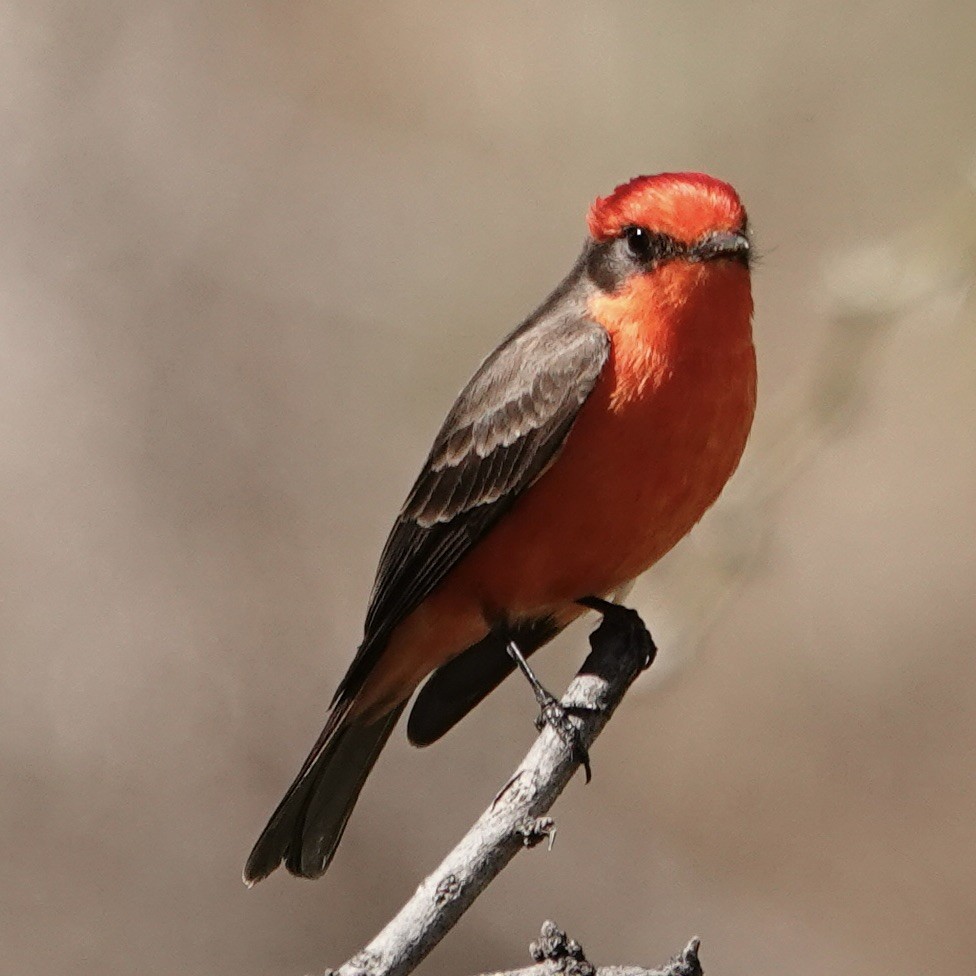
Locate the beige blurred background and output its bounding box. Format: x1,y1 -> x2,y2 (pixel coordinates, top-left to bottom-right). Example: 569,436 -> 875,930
2,2 -> 975,974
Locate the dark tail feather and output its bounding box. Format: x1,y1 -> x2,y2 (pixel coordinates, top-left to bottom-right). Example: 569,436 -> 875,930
244,702 -> 405,884
407,617 -> 560,747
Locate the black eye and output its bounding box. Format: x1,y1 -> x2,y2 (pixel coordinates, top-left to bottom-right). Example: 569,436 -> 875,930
623,225 -> 652,259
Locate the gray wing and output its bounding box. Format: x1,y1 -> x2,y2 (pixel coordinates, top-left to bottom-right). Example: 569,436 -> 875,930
333,305 -> 609,705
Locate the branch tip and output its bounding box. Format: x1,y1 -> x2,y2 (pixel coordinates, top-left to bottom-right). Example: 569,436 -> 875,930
670,937 -> 703,976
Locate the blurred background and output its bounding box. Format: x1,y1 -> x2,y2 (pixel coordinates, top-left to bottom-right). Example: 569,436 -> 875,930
2,3 -> 974,974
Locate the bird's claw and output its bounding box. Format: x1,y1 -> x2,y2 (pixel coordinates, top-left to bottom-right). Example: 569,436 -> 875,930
505,637 -> 596,781
534,692 -> 593,783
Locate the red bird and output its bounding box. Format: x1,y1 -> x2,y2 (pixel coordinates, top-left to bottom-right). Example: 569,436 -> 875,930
245,173 -> 756,883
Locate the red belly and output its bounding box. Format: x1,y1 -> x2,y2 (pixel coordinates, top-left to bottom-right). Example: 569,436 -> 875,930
454,339 -> 757,618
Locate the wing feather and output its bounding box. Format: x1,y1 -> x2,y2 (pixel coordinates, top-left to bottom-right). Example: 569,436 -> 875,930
334,289 -> 609,705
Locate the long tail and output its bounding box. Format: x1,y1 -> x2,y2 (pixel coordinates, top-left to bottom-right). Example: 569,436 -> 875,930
244,702 -> 405,884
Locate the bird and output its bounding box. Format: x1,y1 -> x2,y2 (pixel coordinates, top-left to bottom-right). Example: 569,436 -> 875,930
244,172 -> 756,884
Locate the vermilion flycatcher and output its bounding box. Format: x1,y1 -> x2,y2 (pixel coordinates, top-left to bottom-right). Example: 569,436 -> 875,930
245,173 -> 755,883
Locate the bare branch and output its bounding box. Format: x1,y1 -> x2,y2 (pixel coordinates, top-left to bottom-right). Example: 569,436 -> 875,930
334,608 -> 656,976
471,922 -> 703,976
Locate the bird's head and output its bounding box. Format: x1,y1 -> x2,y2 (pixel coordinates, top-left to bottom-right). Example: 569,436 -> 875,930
583,173 -> 753,347
587,172 -> 750,270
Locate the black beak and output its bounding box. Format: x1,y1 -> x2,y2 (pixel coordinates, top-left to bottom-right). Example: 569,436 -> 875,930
691,230 -> 751,266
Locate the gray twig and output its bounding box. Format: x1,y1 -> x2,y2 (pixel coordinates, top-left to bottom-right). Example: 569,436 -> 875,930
475,922 -> 703,976
333,608 -> 658,976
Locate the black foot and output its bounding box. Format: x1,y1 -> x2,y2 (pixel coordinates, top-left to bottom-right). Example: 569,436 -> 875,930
577,596 -> 657,669
506,640 -> 594,782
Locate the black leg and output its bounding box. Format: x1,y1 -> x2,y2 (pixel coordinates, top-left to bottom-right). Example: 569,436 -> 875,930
577,596 -> 656,669
505,639 -> 593,782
